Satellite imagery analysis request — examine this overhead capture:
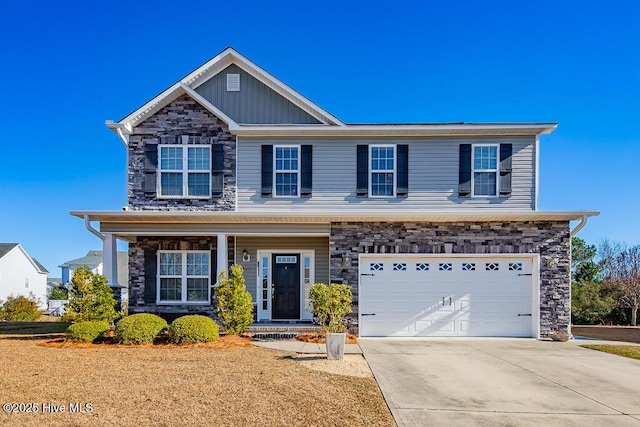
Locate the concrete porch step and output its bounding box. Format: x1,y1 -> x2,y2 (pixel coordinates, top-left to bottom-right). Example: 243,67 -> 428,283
248,323 -> 322,340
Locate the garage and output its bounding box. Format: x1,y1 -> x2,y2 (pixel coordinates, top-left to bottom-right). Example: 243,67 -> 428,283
359,255 -> 538,337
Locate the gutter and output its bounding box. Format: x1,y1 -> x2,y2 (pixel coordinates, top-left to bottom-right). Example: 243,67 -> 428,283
570,214 -> 593,237
84,215 -> 105,241
105,121 -> 129,146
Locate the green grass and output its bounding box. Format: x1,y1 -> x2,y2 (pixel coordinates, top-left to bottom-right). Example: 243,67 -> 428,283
0,321 -> 70,335
582,344 -> 640,361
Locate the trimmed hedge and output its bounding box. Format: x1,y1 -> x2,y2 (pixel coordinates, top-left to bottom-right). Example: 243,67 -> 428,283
66,320 -> 110,343
169,315 -> 219,344
115,313 -> 167,345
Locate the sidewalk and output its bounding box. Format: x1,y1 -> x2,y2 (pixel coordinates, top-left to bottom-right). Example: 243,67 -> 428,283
252,339 -> 362,354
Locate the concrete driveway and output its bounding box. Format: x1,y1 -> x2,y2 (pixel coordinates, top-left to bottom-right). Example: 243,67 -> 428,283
360,338 -> 640,426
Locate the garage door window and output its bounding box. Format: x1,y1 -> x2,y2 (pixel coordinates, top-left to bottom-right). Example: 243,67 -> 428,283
415,263 -> 430,271
486,262 -> 500,271
462,262 -> 476,271
509,262 -> 523,271
393,263 -> 407,271
370,263 -> 384,271
438,263 -> 453,271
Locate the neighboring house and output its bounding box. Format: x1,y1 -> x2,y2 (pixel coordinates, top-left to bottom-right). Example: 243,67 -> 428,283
72,47 -> 598,338
59,250 -> 129,289
0,243 -> 48,309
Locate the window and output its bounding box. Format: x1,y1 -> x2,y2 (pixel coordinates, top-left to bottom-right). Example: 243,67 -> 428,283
274,146 -> 300,197
462,263 -> 476,271
370,145 -> 396,197
159,145 -> 211,197
24,278 -> 29,289
393,263 -> 407,271
370,263 -> 384,271
158,251 -> 210,303
416,263 -> 430,271
438,263 -> 453,271
509,262 -> 523,271
472,145 -> 498,196
485,262 -> 500,271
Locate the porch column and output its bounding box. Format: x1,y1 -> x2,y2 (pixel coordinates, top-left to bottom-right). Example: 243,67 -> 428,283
217,234 -> 228,280
102,233 -> 119,287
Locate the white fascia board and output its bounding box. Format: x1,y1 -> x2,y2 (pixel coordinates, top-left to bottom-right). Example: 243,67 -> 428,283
71,209 -> 599,224
15,244 -> 44,274
232,123 -> 558,137
115,82 -> 183,130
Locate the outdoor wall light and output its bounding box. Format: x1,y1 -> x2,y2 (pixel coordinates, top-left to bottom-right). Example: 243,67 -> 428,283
242,250 -> 250,262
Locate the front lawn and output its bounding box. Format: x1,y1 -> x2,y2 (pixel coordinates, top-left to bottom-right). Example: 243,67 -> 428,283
0,326 -> 394,426
582,344 -> 640,361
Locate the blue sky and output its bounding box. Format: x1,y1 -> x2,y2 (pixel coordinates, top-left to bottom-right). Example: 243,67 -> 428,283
0,0 -> 638,275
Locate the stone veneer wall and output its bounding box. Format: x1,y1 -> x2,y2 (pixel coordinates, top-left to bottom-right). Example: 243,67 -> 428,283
128,236 -> 236,316
329,221 -> 570,337
128,94 -> 236,211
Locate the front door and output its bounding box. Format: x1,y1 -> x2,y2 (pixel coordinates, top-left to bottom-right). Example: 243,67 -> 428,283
272,254 -> 300,319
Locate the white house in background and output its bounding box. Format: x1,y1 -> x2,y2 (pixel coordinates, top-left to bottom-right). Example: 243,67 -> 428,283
59,250 -> 129,288
0,243 -> 48,309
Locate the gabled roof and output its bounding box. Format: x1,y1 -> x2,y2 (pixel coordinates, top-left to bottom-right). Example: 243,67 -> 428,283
107,47 -> 344,137
0,243 -> 48,274
59,250 -> 129,286
106,47 -> 557,141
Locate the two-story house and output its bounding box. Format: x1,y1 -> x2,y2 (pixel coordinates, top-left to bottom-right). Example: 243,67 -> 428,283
73,47 -> 597,338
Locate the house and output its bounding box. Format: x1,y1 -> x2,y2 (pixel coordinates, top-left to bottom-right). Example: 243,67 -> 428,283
0,243 -> 48,309
72,47 -> 598,338
59,250 -> 129,288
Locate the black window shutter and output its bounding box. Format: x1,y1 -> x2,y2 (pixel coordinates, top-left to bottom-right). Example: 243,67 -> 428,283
458,144 -> 472,197
211,143 -> 224,198
499,143 -> 513,197
356,145 -> 369,197
211,250 -> 217,297
144,144 -> 158,197
396,144 -> 409,197
300,145 -> 312,197
143,249 -> 157,304
261,145 -> 273,197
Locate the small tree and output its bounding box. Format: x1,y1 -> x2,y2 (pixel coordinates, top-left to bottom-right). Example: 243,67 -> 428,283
571,281 -> 614,325
215,264 -> 253,334
62,266 -> 118,323
600,241 -> 640,326
309,283 -> 352,333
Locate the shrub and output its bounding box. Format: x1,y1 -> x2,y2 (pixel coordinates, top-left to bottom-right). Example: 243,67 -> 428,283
115,313 -> 167,344
62,266 -> 118,323
0,293 -> 42,321
215,264 -> 253,335
309,283 -> 353,333
48,286 -> 69,300
169,315 -> 219,343
66,320 -> 110,343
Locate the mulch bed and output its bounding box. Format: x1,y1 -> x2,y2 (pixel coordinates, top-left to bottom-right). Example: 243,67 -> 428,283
296,332 -> 358,344
38,334 -> 253,349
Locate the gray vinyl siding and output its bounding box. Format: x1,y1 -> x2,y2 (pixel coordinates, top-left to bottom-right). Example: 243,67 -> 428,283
237,136 -> 536,211
235,236 -> 330,302
194,64 -> 322,125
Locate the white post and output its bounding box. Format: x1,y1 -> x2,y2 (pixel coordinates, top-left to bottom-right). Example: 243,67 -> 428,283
217,234 -> 228,281
103,233 -> 119,287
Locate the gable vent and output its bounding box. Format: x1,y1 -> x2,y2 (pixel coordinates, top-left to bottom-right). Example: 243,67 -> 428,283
226,73 -> 240,92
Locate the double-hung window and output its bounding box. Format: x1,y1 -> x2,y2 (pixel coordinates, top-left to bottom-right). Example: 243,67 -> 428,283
158,251 -> 210,303
159,145 -> 211,197
370,145 -> 396,197
472,144 -> 499,197
274,146 -> 300,197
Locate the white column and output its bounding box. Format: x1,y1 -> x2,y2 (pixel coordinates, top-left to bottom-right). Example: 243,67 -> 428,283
102,233 -> 119,287
216,234 -> 228,281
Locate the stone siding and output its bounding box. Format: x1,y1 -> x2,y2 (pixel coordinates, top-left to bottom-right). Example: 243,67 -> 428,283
128,236 -> 226,316
128,94 -> 236,211
329,221 -> 570,337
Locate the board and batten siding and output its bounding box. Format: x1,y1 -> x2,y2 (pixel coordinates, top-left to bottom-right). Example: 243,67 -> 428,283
237,136 -> 536,211
194,64 -> 321,125
234,237 -> 330,302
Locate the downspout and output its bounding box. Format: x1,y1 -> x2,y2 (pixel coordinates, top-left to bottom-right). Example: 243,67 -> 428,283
84,215 -> 105,241
116,127 -> 128,147
570,214 -> 590,237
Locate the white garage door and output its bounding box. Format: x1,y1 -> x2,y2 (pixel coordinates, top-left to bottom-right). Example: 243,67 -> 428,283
359,255 -> 537,337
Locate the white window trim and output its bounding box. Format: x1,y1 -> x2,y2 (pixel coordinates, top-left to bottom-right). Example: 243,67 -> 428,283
471,143 -> 500,198
158,145 -> 211,199
273,144 -> 301,198
157,250 -> 211,304
368,144 -> 397,198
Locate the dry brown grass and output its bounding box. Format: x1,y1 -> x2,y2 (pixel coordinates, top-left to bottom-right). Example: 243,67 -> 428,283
0,330 -> 394,427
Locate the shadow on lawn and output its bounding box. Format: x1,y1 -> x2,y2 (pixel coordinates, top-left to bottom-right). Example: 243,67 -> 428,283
0,321 -> 69,339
